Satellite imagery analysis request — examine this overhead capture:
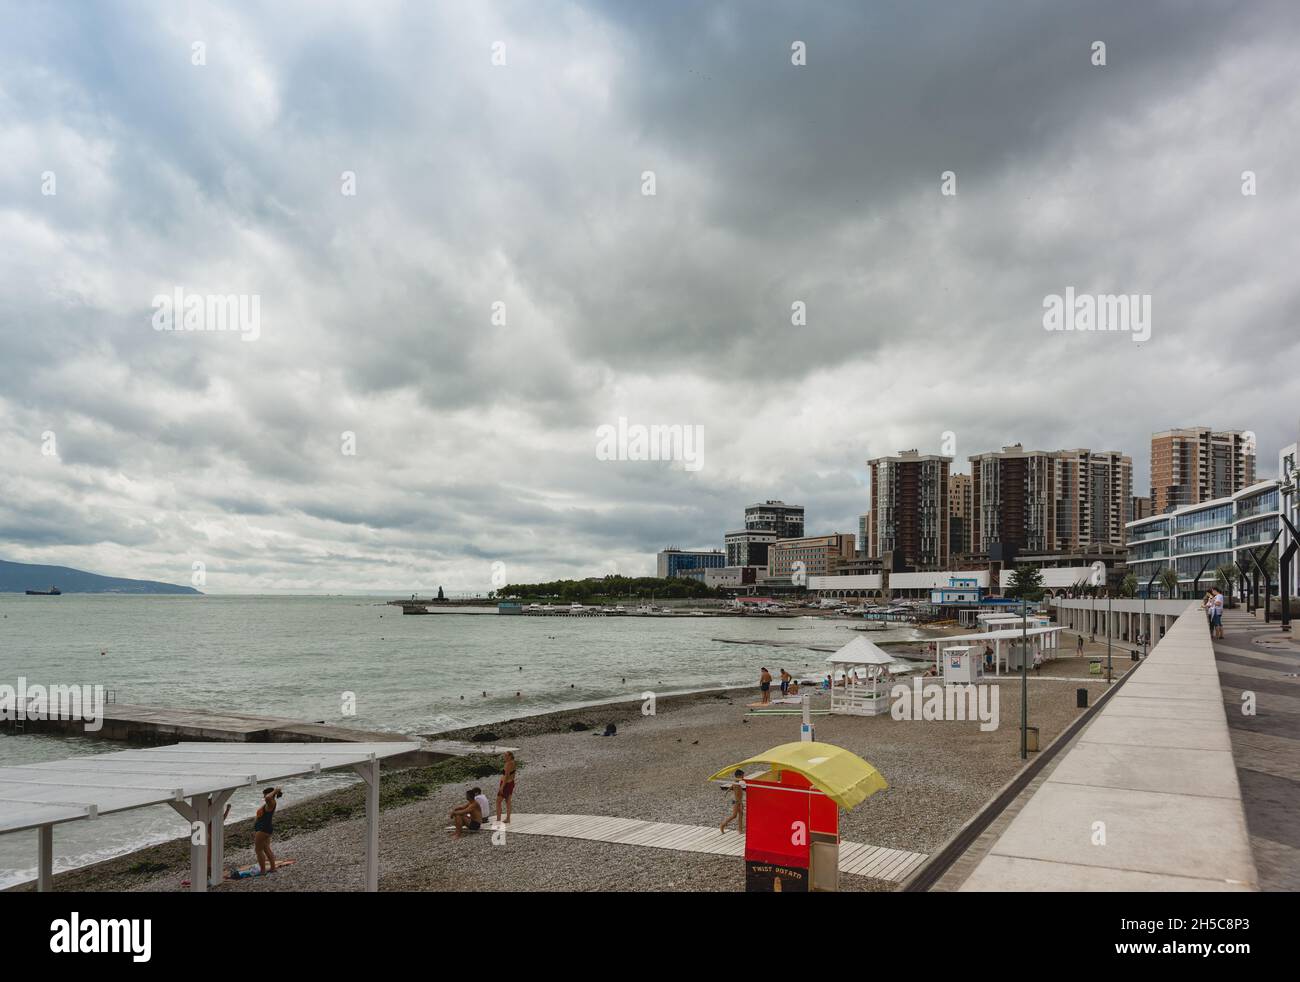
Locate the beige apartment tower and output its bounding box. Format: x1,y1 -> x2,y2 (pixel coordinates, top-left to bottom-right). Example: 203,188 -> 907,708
1150,428 -> 1256,514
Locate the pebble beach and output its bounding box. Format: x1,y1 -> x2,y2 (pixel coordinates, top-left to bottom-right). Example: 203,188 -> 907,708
23,639 -> 1132,893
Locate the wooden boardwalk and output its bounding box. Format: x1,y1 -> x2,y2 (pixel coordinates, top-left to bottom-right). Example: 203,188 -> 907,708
493,813 -> 926,882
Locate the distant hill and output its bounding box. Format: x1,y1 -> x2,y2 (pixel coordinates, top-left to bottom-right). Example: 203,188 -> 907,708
0,559 -> 202,595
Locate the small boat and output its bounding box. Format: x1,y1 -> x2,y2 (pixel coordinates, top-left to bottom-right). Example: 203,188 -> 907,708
25,586 -> 61,596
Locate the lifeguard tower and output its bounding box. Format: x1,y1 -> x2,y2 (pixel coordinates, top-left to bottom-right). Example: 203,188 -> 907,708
709,742 -> 888,892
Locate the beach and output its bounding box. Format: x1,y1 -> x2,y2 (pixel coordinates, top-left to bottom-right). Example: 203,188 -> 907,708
15,639 -> 1131,893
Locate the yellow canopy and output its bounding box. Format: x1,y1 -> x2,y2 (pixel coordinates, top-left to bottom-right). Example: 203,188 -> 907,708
708,741 -> 888,811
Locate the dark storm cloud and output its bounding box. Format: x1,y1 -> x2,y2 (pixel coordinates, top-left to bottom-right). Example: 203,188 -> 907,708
1,0 -> 1298,591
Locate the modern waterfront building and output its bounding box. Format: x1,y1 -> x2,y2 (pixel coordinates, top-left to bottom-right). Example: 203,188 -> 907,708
866,450 -> 951,568
743,500 -> 805,540
1280,440 -> 1300,602
1150,427 -> 1256,514
768,533 -> 855,582
656,548 -> 726,579
723,529 -> 776,570
1125,480 -> 1282,596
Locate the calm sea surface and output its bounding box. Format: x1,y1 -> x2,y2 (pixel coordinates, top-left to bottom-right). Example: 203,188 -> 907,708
0,594 -> 928,885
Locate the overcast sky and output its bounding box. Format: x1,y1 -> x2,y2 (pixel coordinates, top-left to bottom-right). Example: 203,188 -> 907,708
1,1 -> 1298,594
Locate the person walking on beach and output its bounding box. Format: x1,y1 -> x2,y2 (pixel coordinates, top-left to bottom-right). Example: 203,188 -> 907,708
759,667 -> 772,704
450,789 -> 484,839
495,751 -> 517,825
253,786 -> 282,875
720,769 -> 745,834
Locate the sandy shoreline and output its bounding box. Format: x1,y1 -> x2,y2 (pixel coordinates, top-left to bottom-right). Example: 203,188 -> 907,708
10,627 -> 1134,893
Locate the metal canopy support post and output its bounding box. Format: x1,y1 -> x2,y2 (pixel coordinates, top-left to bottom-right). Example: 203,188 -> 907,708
209,789 -> 235,887
353,756 -> 381,892
37,824 -> 53,892
1279,514 -> 1300,632
1193,555 -> 1214,596
167,796 -> 207,894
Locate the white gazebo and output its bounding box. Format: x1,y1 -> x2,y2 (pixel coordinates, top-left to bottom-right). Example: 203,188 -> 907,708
825,636 -> 897,716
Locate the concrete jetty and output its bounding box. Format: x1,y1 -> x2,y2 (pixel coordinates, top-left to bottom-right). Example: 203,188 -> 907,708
10,704 -> 469,765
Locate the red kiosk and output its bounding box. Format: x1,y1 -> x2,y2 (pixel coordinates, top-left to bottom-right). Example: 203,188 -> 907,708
709,741 -> 888,892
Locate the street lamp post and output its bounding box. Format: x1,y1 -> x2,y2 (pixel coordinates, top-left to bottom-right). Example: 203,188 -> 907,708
1106,592 -> 1113,683
1019,596 -> 1029,761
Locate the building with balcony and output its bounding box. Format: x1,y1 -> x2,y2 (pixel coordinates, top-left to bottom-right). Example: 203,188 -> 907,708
1124,480 -> 1282,595
1150,427 -> 1256,514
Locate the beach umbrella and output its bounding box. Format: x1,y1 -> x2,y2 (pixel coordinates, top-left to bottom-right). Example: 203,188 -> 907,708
708,741 -> 887,811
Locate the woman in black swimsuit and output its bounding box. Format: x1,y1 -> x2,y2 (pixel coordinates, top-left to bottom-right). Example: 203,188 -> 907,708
253,786 -> 281,874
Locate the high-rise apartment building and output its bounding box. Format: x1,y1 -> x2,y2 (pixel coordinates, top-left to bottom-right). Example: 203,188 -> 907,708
969,445 -> 1056,557
866,450 -> 951,568
1150,428 -> 1256,514
743,500 -> 805,540
969,444 -> 1132,555
1053,449 -> 1133,549
948,473 -> 973,558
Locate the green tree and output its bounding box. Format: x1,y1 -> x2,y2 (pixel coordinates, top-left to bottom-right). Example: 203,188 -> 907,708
1119,572 -> 1138,598
1157,568 -> 1180,599
1006,564 -> 1045,601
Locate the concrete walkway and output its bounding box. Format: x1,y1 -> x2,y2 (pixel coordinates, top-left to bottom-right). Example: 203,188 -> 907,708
957,602 -> 1258,891
490,813 -> 927,882
1213,610 -> 1300,890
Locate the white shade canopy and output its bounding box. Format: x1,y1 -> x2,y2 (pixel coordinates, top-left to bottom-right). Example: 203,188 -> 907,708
826,635 -> 896,666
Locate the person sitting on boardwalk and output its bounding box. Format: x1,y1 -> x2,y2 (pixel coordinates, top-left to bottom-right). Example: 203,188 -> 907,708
495,751 -> 517,825
759,667 -> 772,704
253,786 -> 282,874
720,769 -> 745,834
450,789 -> 484,839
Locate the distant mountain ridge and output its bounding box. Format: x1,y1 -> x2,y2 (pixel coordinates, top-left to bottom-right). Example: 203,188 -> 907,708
0,559 -> 202,595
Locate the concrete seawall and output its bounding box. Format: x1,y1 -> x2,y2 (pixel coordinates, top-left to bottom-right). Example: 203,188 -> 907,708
959,601 -> 1258,891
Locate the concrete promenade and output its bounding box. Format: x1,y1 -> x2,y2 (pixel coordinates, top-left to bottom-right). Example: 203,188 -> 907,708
957,601 -> 1258,891
1212,609 -> 1300,890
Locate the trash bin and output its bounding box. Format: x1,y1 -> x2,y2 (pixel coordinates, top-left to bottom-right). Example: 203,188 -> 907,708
1076,688 -> 1088,708
1025,726 -> 1040,752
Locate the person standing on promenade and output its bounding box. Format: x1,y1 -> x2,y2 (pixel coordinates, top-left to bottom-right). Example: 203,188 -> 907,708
1212,588 -> 1225,639
1202,590 -> 1216,634
759,667 -> 772,704
721,770 -> 745,834
495,751 -> 517,825
1077,633 -> 1085,656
